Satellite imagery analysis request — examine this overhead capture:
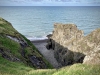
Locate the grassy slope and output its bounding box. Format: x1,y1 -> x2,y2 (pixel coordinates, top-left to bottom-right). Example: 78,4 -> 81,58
0,58 -> 100,75
0,17 -> 42,58
0,56 -> 33,75
26,64 -> 100,75
0,18 -> 53,74
0,18 -> 100,75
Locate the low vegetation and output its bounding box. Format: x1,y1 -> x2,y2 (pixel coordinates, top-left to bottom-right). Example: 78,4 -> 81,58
0,58 -> 100,75
0,17 -> 53,69
0,18 -> 100,75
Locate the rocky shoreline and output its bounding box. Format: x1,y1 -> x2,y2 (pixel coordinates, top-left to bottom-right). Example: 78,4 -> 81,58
46,23 -> 100,67
1,17 -> 100,69
31,23 -> 100,68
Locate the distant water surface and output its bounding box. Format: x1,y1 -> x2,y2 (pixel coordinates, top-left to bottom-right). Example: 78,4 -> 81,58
0,6 -> 100,40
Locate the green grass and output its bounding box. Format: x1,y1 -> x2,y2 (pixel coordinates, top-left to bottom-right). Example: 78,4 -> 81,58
0,59 -> 100,75
0,36 -> 21,58
53,64 -> 100,75
0,18 -> 100,75
0,56 -> 33,75
0,17 -> 53,70
21,34 -> 53,69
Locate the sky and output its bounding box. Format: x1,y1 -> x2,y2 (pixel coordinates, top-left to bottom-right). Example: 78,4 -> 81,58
0,0 -> 100,6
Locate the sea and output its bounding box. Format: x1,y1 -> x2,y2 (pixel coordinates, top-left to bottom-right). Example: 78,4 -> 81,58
0,6 -> 100,41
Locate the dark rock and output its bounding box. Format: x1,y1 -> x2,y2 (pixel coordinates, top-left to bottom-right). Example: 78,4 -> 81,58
29,55 -> 46,69
46,23 -> 100,66
0,48 -> 20,62
7,35 -> 28,48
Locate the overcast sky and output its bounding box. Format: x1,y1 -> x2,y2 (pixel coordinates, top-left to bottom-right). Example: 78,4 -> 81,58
0,0 -> 100,6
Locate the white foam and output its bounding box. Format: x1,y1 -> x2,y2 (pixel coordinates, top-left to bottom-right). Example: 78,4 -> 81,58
48,32 -> 52,34
25,32 -> 52,41
27,36 -> 48,41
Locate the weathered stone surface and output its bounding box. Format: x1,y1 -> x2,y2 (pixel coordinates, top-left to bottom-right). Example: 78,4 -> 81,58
46,23 -> 100,66
83,51 -> 100,65
7,35 -> 28,47
82,29 -> 100,65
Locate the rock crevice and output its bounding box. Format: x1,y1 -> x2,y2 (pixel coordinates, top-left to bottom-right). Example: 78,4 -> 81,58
46,23 -> 100,66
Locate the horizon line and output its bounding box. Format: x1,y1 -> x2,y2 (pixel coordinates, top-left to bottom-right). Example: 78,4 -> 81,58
0,5 -> 100,6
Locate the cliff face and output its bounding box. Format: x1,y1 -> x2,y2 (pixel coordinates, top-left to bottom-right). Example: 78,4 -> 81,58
0,18 -> 52,69
46,23 -> 100,66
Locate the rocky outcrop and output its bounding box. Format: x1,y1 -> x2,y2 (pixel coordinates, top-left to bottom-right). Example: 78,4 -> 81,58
82,29 -> 100,65
0,48 -> 20,62
46,23 -> 100,66
0,17 -> 49,69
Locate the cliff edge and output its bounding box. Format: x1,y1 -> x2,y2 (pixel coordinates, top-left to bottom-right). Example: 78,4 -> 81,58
46,23 -> 100,66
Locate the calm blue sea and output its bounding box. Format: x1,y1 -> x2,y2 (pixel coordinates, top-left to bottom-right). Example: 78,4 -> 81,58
0,6 -> 100,40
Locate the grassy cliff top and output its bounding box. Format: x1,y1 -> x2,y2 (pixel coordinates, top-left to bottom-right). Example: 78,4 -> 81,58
0,18 -> 19,37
